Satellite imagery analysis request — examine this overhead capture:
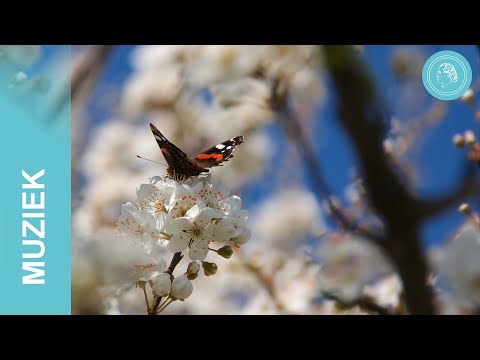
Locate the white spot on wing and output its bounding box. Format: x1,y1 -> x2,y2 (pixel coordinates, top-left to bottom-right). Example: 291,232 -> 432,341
226,146 -> 232,150
216,144 -> 226,149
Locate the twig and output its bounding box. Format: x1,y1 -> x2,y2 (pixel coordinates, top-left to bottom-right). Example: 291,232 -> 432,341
323,45 -> 436,314
415,164 -> 480,218
237,252 -> 288,313
325,292 -> 401,315
148,252 -> 183,315
357,296 -> 400,315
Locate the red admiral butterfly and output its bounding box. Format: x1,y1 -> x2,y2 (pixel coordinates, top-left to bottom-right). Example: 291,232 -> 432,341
150,123 -> 244,181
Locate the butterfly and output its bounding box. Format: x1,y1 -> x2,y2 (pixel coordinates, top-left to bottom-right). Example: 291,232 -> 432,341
149,123 -> 244,181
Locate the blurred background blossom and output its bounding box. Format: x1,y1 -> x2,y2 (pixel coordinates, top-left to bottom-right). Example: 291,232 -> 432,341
70,45 -> 480,314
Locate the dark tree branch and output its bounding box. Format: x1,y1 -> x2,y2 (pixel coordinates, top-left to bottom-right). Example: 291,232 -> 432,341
324,45 -> 435,314
71,45 -> 114,104
166,252 -> 184,276
270,79 -> 380,241
70,45 -> 115,193
325,292 -> 402,315
415,164 -> 480,218
356,295 -> 402,315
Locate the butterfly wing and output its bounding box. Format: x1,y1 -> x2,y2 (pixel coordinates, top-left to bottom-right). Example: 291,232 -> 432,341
150,123 -> 206,179
193,136 -> 244,169
149,123 -> 188,168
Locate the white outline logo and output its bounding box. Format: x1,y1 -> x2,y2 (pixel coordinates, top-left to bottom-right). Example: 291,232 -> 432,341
422,51 -> 472,101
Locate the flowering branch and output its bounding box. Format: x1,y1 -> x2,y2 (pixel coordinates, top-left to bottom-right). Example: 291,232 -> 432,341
117,175 -> 251,315
323,45 -> 435,314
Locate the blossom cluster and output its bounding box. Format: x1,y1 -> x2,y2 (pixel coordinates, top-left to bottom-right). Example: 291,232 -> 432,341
116,174 -> 250,313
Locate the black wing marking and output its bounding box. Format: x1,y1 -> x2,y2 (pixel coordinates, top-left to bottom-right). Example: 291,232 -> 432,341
149,123 -> 206,179
193,136 -> 244,169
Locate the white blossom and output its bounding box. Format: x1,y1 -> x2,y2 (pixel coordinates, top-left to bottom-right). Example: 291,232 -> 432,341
167,204 -> 234,260
152,273 -> 172,297
171,275 -> 193,300
117,202 -> 160,253
436,223 -> 480,306
252,189 -> 325,253
111,173 -> 250,312
316,233 -> 393,302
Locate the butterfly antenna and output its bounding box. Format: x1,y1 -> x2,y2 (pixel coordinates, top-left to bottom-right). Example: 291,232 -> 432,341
136,155 -> 167,167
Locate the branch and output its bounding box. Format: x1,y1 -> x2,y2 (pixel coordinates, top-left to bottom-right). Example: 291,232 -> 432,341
149,252 -> 183,315
357,295 -> 402,315
237,252 -> 289,313
70,45 -> 115,193
415,163 -> 480,218
324,292 -> 402,315
71,45 -> 115,105
324,45 -> 435,314
166,252 -> 184,276
270,79 -> 380,241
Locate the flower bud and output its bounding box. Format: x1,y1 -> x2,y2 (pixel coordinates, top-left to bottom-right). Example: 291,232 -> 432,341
202,261 -> 218,276
187,261 -> 200,275
152,273 -> 171,297
464,130 -> 476,145
187,273 -> 198,281
170,275 -> 193,300
452,134 -> 465,148
461,88 -> 475,105
459,203 -> 471,215
217,245 -> 233,259
475,111 -> 480,123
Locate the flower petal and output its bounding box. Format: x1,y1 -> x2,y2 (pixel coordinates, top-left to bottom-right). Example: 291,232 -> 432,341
194,207 -> 218,227
173,217 -> 194,231
224,195 -> 242,213
120,202 -> 139,218
169,183 -> 195,207
168,232 -> 190,253
136,183 -> 153,200
232,227 -> 251,245
189,239 -> 209,261
211,218 -> 235,242
186,204 -> 200,219
139,270 -> 160,282
136,209 -> 157,232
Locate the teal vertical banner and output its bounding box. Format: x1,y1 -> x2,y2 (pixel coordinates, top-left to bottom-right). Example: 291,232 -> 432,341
0,46 -> 71,314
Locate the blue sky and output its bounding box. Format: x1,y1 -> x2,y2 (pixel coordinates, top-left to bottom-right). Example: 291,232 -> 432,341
81,45 -> 480,248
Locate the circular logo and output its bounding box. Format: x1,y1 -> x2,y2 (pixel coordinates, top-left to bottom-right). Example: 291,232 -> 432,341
422,50 -> 472,101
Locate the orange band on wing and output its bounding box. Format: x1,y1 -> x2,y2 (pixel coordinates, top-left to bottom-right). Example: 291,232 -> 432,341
196,153 -> 223,161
